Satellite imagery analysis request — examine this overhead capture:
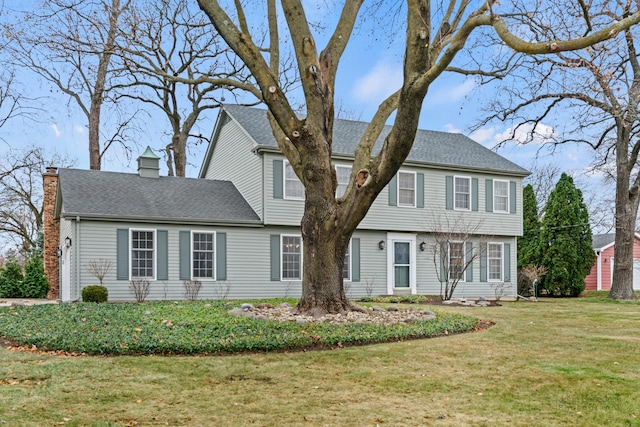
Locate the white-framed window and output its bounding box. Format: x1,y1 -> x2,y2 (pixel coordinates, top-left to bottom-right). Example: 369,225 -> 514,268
335,165 -> 352,198
281,234 -> 302,280
449,241 -> 465,282
454,176 -> 471,210
192,231 -> 215,280
493,179 -> 509,213
398,171 -> 416,207
488,242 -> 503,282
284,160 -> 304,200
130,229 -> 155,279
343,240 -> 352,281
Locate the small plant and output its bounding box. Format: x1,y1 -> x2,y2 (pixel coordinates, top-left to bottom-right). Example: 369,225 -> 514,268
82,285 -> 108,303
86,259 -> 114,285
363,275 -> 376,297
489,282 -> 511,301
20,255 -> 49,298
0,258 -> 24,298
183,279 -> 202,301
212,281 -> 231,300
130,278 -> 151,303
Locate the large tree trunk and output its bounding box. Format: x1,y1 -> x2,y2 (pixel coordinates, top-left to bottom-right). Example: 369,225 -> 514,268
609,127 -> 639,300
88,99 -> 102,170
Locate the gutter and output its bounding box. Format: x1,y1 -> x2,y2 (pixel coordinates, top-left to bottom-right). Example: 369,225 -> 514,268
59,214 -> 264,227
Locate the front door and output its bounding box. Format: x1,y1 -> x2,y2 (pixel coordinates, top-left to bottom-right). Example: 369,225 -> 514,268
386,233 -> 417,294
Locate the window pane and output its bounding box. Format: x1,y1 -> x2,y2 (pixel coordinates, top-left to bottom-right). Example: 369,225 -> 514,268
336,166 -> 351,198
394,242 -> 410,265
343,245 -> 351,280
131,230 -> 154,278
284,162 -> 304,199
488,243 -> 502,281
282,236 -> 301,280
193,233 -> 214,278
449,242 -> 464,281
398,172 -> 415,206
494,181 -> 508,212
395,266 -> 410,287
455,177 -> 470,210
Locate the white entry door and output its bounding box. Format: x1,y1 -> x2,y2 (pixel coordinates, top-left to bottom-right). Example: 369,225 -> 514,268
386,233 -> 417,294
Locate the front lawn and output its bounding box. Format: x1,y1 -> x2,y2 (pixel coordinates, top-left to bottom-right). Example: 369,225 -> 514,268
0,299 -> 478,355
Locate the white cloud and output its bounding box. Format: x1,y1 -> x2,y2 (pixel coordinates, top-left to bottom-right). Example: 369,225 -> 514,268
469,127 -> 497,146
50,124 -> 61,138
493,123 -> 555,145
429,79 -> 476,105
74,125 -> 85,134
351,61 -> 402,104
443,123 -> 462,133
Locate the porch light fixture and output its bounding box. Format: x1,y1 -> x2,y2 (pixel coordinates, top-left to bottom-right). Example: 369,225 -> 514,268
419,241 -> 426,252
378,240 -> 385,250
56,246 -> 63,257
65,236 -> 72,248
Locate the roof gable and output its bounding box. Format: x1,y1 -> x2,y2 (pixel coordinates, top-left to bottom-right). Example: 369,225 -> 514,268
57,168 -> 260,224
207,105 -> 529,176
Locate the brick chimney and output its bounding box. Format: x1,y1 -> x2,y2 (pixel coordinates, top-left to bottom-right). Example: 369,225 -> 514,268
43,167 -> 60,299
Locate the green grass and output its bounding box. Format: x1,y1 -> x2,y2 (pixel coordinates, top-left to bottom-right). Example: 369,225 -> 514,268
1,297 -> 640,426
0,299 -> 476,355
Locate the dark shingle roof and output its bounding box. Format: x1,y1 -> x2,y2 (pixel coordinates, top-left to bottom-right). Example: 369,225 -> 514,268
592,233 -> 616,250
57,168 -> 260,224
222,104 -> 529,176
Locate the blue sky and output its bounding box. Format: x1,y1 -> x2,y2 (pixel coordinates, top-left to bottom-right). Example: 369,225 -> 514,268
0,0 -> 605,219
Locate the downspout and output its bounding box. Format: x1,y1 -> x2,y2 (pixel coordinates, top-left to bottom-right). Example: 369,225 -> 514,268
596,251 -> 602,291
73,216 -> 81,301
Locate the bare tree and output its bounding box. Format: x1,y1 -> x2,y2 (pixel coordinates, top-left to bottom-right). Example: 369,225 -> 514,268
426,212 -> 485,300
3,0 -> 133,170
197,0 -> 640,315
0,147 -> 74,257
86,258 -> 114,285
475,0 -> 639,299
114,0 -> 257,176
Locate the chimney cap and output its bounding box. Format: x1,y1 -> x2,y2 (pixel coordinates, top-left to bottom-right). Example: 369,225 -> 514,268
45,166 -> 58,174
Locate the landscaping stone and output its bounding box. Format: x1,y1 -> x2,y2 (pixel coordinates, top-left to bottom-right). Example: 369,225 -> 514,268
240,303 -> 255,310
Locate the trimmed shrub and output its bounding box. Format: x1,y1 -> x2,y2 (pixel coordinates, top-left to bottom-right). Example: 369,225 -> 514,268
82,285 -> 108,303
20,256 -> 50,298
0,259 -> 24,298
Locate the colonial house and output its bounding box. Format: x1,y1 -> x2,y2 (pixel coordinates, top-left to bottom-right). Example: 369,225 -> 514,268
585,233 -> 640,291
43,105 -> 529,302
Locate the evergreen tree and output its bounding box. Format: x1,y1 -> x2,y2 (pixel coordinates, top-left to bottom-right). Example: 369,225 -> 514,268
539,173 -> 595,296
0,258 -> 24,298
519,184 -> 541,269
21,255 -> 49,298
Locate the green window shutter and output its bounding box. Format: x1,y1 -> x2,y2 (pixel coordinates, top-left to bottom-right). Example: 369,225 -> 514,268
465,242 -> 473,282
116,229 -> 129,280
504,243 -> 511,282
351,238 -> 360,282
480,242 -> 487,282
445,176 -> 453,210
270,235 -> 281,281
510,181 -> 517,214
416,173 -> 424,208
485,179 -> 493,212
388,174 -> 397,206
179,231 -> 190,280
273,159 -> 283,199
157,230 -> 168,280
440,242 -> 447,282
216,232 -> 227,281
472,178 -> 479,211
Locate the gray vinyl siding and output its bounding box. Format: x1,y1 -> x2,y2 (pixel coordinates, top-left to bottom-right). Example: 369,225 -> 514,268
203,116 -> 263,219
415,234 -> 517,299
264,155 -> 523,236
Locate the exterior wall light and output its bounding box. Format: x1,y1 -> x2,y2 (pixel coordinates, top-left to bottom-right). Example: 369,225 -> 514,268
65,236 -> 72,248
419,242 -> 426,252
378,240 -> 385,250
